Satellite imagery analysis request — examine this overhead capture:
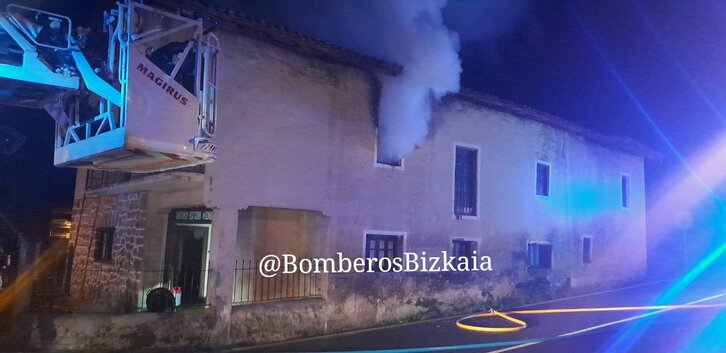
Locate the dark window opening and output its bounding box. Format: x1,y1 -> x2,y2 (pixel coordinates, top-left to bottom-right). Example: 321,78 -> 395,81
163,208 -> 213,306
365,234 -> 402,272
621,175 -> 630,208
536,162 -> 550,196
452,239 -> 477,268
375,128 -> 403,167
377,157 -> 402,167
583,237 -> 592,264
454,146 -> 478,217
93,227 -> 115,262
527,242 -> 552,269
452,239 -> 476,258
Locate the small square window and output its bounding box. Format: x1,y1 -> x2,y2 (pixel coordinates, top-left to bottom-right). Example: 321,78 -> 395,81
452,239 -> 476,258
527,242 -> 552,269
452,239 -> 477,268
93,227 -> 115,262
583,237 -> 592,264
536,162 -> 550,197
365,234 -> 402,271
621,174 -> 630,208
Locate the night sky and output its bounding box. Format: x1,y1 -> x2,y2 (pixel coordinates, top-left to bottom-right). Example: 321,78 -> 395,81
457,1 -> 726,187
2,0 -> 725,238
222,0 -> 726,190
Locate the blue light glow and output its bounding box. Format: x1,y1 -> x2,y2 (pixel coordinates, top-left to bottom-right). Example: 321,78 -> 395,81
571,6 -> 726,352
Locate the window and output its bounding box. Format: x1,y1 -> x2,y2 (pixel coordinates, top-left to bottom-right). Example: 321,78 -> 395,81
94,227 -> 115,262
452,239 -> 476,258
454,146 -> 478,217
377,156 -> 403,167
583,236 -> 592,264
527,242 -> 552,269
536,162 -> 550,197
452,239 -> 477,268
365,234 -> 403,271
375,129 -> 403,168
621,174 -> 630,208
173,208 -> 213,224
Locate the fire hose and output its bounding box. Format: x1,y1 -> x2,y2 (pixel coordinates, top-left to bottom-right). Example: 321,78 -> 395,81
455,302 -> 726,333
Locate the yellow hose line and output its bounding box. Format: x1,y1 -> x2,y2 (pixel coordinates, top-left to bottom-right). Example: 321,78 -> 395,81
455,302 -> 726,333
456,309 -> 527,333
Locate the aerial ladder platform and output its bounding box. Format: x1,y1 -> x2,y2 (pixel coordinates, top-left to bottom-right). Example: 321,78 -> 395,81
0,1 -> 219,172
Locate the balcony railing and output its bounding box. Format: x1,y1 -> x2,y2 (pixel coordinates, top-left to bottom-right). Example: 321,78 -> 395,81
85,165 -> 205,190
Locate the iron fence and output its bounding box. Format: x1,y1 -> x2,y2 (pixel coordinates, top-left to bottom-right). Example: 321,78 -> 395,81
233,259 -> 320,304
64,266 -> 214,311
29,259 -> 320,313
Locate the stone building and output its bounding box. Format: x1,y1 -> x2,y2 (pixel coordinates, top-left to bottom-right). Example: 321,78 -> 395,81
36,4 -> 653,351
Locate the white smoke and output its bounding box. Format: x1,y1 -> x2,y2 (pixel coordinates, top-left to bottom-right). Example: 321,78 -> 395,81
226,0 -> 526,163
360,0 -> 461,163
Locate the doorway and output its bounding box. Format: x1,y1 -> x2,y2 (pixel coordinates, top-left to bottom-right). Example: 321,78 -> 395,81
174,226 -> 209,304
164,208 -> 212,305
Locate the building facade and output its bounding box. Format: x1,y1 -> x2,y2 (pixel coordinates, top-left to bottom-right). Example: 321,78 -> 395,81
46,6 -> 651,350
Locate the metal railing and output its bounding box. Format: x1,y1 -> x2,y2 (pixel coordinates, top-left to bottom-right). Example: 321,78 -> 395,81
67,266 -> 213,311
233,259 -> 320,304
85,164 -> 205,190
30,259 -> 319,312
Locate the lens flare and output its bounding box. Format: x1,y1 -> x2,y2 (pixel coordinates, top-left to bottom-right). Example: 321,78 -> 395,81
570,6 -> 726,352
0,239 -> 67,312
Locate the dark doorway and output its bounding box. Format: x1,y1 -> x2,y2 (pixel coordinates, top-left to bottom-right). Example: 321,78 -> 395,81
164,208 -> 212,306
176,227 -> 205,304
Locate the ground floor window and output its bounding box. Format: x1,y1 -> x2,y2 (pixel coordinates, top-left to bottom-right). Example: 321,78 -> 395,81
365,233 -> 403,271
528,242 -> 552,269
93,227 -> 115,262
452,238 -> 477,268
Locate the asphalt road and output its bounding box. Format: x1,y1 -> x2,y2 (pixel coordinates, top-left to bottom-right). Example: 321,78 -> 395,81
218,273 -> 726,353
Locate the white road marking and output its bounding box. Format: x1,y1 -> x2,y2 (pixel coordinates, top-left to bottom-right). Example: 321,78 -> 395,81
487,291 -> 726,353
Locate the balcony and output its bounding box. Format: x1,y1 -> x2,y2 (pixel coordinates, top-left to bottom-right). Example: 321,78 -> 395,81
85,165 -> 205,194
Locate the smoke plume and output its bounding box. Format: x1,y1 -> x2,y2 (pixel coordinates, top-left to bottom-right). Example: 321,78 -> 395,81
227,0 -> 527,163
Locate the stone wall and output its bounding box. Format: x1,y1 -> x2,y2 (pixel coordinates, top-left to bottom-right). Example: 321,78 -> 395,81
227,271 -> 572,346
18,307 -> 217,352
68,192 -> 147,312
15,271 -> 572,351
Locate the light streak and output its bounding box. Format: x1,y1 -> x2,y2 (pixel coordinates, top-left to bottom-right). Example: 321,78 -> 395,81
218,291 -> 726,353
0,240 -> 67,312
570,5 -> 726,350
455,302 -> 726,334
305,292 -> 726,353
630,0 -> 726,126
487,291 -> 726,353
570,4 -> 726,224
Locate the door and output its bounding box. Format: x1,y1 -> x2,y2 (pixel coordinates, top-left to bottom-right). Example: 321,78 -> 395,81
164,208 -> 212,306
177,228 -> 204,304
168,225 -> 210,305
